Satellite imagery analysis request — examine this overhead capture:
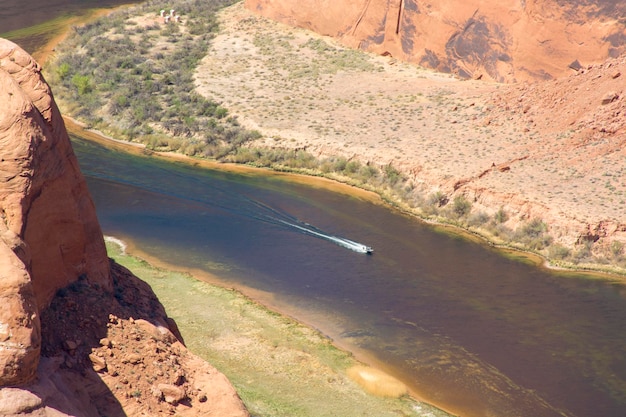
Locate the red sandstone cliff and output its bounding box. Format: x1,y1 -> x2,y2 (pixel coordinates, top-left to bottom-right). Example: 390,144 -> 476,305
0,38 -> 249,417
244,0 -> 626,83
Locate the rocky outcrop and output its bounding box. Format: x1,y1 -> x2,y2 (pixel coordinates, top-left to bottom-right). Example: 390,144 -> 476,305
0,37 -> 111,386
0,241 -> 40,386
0,39 -> 112,311
0,38 -> 249,416
245,0 -> 626,82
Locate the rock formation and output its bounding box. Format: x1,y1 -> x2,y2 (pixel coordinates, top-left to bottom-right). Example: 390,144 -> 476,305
0,38 -> 249,416
245,0 -> 626,82
0,38 -> 112,311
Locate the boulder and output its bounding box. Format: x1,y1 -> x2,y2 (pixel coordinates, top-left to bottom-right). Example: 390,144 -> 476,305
157,383 -> 186,404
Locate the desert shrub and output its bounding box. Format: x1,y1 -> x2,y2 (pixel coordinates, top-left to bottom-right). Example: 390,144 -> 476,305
548,244 -> 571,260
488,223 -> 514,241
383,164 -> 402,185
358,164 -> 379,180
345,160 -> 361,174
71,74 -> 92,95
494,207 -> 508,224
610,241 -> 624,258
331,157 -> 348,172
56,62 -> 71,80
520,218 -> 547,238
452,196 -> 472,218
468,211 -> 490,227
515,218 -> 553,250
572,241 -> 595,264
428,191 -> 448,207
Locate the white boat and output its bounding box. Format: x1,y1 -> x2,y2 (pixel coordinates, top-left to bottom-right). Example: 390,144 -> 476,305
358,244 -> 374,254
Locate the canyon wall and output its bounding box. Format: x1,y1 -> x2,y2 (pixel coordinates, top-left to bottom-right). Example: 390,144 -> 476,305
245,0 -> 626,82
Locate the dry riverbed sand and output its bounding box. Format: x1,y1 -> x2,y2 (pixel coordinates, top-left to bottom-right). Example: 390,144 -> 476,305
195,2 -> 626,265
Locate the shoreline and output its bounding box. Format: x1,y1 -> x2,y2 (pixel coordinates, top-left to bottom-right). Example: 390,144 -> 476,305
68,115 -> 625,284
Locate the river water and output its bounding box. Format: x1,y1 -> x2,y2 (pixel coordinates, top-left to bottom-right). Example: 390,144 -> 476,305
70,135 -> 626,417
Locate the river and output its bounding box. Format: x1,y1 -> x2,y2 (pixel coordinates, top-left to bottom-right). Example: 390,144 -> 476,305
6,1 -> 626,417
70,134 -> 626,417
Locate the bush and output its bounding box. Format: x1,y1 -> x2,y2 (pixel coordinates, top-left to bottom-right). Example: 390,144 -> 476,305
452,196 -> 472,217
515,218 -> 553,250
468,211 -> 490,227
520,218 -> 547,238
358,165 -> 379,180
428,191 -> 448,207
71,74 -> 92,95
610,241 -> 624,258
383,164 -> 402,185
56,62 -> 71,80
548,245 -> 571,260
494,207 -> 508,223
47,0 -> 252,155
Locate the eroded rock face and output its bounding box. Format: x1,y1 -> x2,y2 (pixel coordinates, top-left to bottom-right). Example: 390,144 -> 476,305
0,38 -> 110,384
0,242 -> 40,386
245,0 -> 626,82
0,39 -> 112,311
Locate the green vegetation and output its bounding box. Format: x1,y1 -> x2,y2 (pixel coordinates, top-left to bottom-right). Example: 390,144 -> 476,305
105,240 -> 451,417
47,0 -> 256,156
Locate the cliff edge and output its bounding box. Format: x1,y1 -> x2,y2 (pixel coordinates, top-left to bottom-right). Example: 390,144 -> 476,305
244,0 -> 626,83
0,38 -> 248,417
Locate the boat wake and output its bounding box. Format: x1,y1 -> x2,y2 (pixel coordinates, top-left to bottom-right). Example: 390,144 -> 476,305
83,157 -> 372,254
275,219 -> 373,254
233,194 -> 373,254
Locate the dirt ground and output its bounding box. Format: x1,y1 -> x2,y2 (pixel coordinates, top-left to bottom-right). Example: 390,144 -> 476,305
194,2 -> 626,260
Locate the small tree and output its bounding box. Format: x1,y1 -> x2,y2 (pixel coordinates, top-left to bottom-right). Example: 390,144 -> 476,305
494,207 -> 508,223
71,74 -> 92,95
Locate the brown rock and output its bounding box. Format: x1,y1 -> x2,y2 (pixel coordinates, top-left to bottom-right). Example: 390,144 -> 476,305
89,353 -> 107,372
63,340 -> 78,352
601,91 -> 619,105
0,241 -> 40,385
99,337 -> 112,348
0,388 -> 42,414
127,353 -> 143,365
157,383 -> 186,405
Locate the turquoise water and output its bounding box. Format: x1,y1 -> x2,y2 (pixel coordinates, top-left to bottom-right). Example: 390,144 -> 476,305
72,135 -> 626,417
